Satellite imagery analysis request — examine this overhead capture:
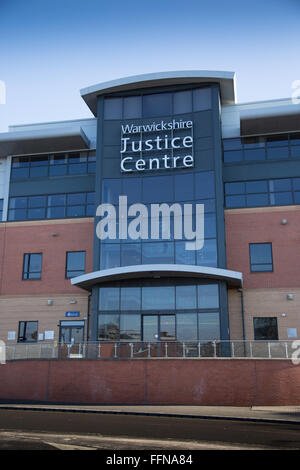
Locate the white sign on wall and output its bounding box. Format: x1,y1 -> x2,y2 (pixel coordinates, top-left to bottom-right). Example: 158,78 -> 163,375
120,119 -> 194,173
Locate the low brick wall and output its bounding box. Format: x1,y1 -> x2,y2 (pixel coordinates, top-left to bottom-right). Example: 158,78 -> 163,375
1,359 -> 300,406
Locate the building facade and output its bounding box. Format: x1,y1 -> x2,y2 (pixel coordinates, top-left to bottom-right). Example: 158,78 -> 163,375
0,71 -> 300,347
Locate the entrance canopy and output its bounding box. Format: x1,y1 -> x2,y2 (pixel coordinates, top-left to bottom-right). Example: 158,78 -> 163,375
71,264 -> 243,290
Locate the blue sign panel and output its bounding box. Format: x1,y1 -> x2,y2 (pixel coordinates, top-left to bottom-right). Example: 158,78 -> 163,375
65,311 -> 80,318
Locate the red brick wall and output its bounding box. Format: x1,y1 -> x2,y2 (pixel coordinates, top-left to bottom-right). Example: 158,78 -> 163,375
1,359 -> 300,406
225,207 -> 300,289
0,219 -> 94,295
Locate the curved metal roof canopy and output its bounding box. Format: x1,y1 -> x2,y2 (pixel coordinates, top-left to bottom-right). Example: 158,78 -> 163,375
71,264 -> 242,290
80,70 -> 236,116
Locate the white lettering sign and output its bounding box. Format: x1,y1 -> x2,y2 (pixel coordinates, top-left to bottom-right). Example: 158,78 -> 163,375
120,119 -> 194,173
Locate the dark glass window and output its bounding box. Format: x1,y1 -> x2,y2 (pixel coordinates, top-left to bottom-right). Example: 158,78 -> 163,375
122,178 -> 142,204
267,147 -> 289,159
269,179 -> 291,192
142,175 -> 173,203
225,182 -> 245,195
246,193 -> 269,207
249,243 -> 273,272
121,243 -> 141,266
100,244 -> 121,269
223,138 -> 242,150
143,93 -> 172,117
120,314 -> 141,340
175,241 -> 196,265
98,314 -> 120,340
142,286 -> 175,310
223,150 -> 243,163
196,239 -> 218,267
198,313 -> 220,340
173,90 -> 192,114
123,96 -> 142,119
176,314 -> 198,341
104,98 -> 123,119
246,181 -> 268,193
18,321 -> 38,343
120,287 -> 141,311
174,173 -> 194,201
142,242 -> 174,264
66,251 -> 86,278
198,284 -> 219,309
102,179 -> 122,204
269,192 -> 293,206
176,285 -> 197,309
225,195 -> 246,208
22,253 -> 42,280
244,148 -> 265,161
193,88 -> 211,111
99,287 -> 120,311
254,317 -> 278,340
195,172 -> 215,199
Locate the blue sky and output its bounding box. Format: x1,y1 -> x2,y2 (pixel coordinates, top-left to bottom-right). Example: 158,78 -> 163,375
0,0 -> 299,132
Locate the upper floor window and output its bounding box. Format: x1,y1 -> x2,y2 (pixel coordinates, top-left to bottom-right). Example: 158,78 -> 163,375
22,253 -> 43,280
103,88 -> 211,120
223,133 -> 300,163
0,199 -> 3,221
66,251 -> 86,278
225,177 -> 300,209
8,191 -> 95,221
249,243 -> 273,272
10,151 -> 96,180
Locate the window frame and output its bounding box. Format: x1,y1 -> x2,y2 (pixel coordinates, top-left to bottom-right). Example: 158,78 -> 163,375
249,243 -> 273,273
17,321 -> 38,343
22,253 -> 43,280
253,317 -> 278,341
65,251 -> 86,279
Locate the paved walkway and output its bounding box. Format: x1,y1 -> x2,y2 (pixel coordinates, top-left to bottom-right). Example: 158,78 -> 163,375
1,404 -> 300,424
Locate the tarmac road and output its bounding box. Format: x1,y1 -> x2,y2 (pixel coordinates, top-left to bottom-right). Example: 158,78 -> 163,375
0,409 -> 300,450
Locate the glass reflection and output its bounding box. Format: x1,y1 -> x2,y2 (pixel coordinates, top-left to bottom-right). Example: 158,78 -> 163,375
142,286 -> 175,310
176,314 -> 197,341
98,314 -> 120,340
120,315 -> 141,341
198,313 -> 220,340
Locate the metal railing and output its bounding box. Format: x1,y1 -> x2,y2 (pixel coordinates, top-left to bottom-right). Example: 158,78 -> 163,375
3,340 -> 299,361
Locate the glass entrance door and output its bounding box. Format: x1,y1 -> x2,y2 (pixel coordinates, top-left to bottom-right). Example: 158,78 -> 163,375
142,315 -> 175,341
60,321 -> 85,343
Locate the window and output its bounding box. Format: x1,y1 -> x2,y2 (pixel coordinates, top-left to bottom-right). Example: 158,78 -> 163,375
66,251 -> 86,278
22,253 -> 42,280
249,243 -> 273,272
223,133 -> 300,163
225,177 -> 300,209
103,87 -> 211,120
11,151 -> 96,180
18,321 -> 38,342
254,317 -> 278,340
0,199 -> 3,221
8,191 -> 95,221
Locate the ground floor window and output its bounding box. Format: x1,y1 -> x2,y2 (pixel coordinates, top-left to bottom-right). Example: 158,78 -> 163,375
18,321 -> 38,342
97,280 -> 221,342
253,317 -> 278,340
97,311 -> 220,342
